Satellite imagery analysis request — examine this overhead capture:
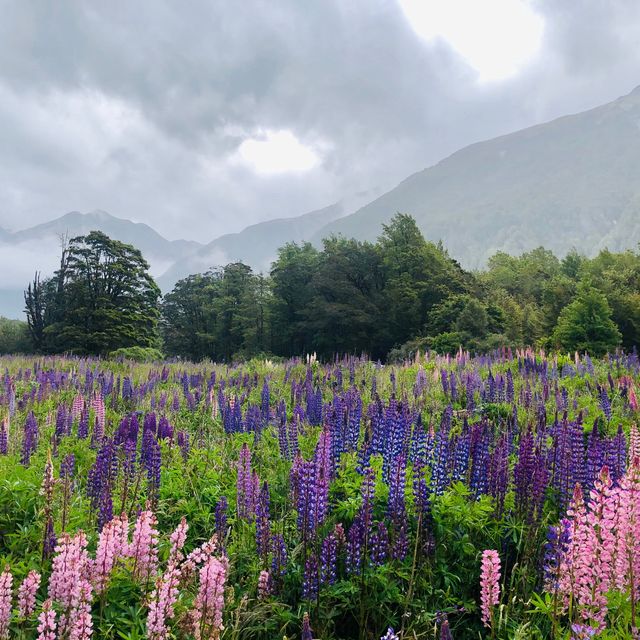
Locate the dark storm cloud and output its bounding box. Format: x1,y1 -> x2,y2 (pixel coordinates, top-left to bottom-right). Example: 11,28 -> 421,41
0,0 -> 639,241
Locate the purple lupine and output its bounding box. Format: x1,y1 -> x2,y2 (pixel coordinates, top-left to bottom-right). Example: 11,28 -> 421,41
141,429 -> 162,505
270,533 -> 288,589
346,517 -> 364,575
598,385 -> 612,422
514,430 -> 535,515
98,484 -> 114,531
21,412 -> 38,466
302,554 -> 319,601
177,430 -> 190,462
54,405 -> 68,441
157,416 -> 173,440
320,532 -> 338,585
42,515 -> 57,560
261,380 -> 270,425
87,439 -> 116,513
215,497 -> 228,546
488,435 -> 509,516
237,443 -> 257,520
255,481 -> 271,563
77,408 -> 89,439
60,453 -> 75,480
430,407 -> 452,496
369,521 -> 389,566
0,418 -> 7,455
542,518 -> 571,591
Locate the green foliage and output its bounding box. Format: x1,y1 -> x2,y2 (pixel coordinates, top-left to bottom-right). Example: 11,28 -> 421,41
551,281 -> 622,355
108,346 -> 164,362
0,317 -> 31,354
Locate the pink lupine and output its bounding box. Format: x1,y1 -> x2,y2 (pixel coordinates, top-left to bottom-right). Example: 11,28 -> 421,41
48,532 -> 91,636
131,509 -> 159,582
629,424 -> 640,464
257,570 -> 271,599
17,570 -> 41,618
91,392 -> 105,434
480,550 -> 501,629
614,460 -> 640,627
69,579 -> 93,640
0,566 -> 12,640
559,483 -> 589,608
559,469 -> 616,631
629,387 -> 638,412
191,555 -> 227,640
36,599 -> 57,640
146,564 -> 181,640
93,514 -> 129,594
71,393 -> 85,422
180,536 -> 220,583
168,517 -> 188,565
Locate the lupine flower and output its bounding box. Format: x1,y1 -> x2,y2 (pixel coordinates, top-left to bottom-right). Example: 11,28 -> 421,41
320,532 -> 338,585
17,570 -> 41,618
147,563 -> 181,640
255,482 -> 271,562
257,570 -> 271,599
439,618 -> 453,640
21,412 -> 38,466
0,566 -> 12,640
480,549 -> 501,628
93,514 -> 129,594
302,554 -> 319,600
369,521 -> 389,567
301,612 -> 313,640
190,555 -> 227,640
48,532 -> 92,637
380,628 -> 399,640
0,418 -> 8,455
36,599 -> 57,640
131,509 -> 159,582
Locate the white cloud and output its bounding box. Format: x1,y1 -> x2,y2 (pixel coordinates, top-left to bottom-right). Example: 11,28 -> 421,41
398,0 -> 544,82
234,129 -> 321,174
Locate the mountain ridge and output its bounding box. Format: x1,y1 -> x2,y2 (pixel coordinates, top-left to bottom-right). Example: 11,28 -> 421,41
311,85 -> 640,267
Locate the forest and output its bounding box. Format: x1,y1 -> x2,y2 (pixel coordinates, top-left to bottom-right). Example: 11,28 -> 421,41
2,214 -> 637,362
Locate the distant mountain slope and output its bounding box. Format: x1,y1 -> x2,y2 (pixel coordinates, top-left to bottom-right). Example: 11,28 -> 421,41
10,210 -> 202,261
313,86 -> 640,268
157,193 -> 376,291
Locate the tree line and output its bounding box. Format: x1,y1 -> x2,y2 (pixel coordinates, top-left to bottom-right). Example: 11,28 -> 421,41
5,214 -> 638,360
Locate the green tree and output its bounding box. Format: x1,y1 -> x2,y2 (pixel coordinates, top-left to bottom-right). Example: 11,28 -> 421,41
551,281 -> 621,355
0,317 -> 31,353
26,231 -> 160,355
305,236 -> 386,358
269,242 -> 320,356
378,213 -> 469,348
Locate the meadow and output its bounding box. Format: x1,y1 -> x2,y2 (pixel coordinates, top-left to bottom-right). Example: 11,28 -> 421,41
0,349 -> 638,639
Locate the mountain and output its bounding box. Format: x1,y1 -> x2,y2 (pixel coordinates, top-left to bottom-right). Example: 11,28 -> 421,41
10,210 -> 202,261
156,192 -> 377,291
312,85 -> 640,268
0,211 -> 203,319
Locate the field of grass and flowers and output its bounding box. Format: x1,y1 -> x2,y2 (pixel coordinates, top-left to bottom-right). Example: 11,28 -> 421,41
0,349 -> 639,640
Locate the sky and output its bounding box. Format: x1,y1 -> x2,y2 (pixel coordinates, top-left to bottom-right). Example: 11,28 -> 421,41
1,0 -> 640,243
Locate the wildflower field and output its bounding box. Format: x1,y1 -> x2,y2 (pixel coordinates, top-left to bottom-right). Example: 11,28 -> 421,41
0,350 -> 639,640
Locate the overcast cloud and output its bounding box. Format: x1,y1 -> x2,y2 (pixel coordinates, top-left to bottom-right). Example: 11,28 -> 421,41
1,0 -> 639,242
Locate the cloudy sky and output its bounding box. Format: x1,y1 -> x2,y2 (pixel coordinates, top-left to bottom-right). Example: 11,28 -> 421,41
1,0 -> 639,242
